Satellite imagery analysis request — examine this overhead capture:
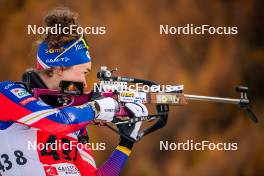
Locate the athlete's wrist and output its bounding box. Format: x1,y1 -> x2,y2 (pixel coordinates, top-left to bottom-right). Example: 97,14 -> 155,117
116,145 -> 132,156
87,102 -> 100,116
118,136 -> 134,150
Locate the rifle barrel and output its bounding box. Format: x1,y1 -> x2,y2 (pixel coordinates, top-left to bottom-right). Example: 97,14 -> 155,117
185,94 -> 242,104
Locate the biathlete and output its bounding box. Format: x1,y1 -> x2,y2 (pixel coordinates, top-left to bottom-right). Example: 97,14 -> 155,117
0,7 -> 147,176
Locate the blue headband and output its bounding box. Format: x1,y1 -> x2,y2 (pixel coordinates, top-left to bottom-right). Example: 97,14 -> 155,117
37,35 -> 91,70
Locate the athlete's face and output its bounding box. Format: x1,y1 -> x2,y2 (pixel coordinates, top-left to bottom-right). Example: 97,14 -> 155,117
55,62 -> 91,89
61,62 -> 92,88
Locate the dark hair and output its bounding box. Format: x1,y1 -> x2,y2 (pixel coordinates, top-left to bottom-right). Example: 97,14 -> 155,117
42,7 -> 80,48
39,7 -> 79,77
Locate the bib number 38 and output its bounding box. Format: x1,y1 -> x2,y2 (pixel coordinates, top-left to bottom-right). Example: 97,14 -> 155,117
0,150 -> 27,173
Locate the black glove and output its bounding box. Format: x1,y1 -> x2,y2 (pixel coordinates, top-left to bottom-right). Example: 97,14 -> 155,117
117,102 -> 148,149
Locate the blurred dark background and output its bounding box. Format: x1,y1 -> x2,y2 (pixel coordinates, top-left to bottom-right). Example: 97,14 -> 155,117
0,0 -> 263,175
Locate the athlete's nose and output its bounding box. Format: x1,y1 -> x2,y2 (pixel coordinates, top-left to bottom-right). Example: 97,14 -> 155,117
83,79 -> 87,88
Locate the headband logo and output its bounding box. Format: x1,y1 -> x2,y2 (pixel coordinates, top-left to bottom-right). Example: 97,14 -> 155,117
46,57 -> 71,63
75,43 -> 86,51
45,47 -> 65,54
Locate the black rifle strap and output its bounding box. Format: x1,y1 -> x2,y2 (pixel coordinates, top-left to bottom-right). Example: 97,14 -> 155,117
21,69 -> 48,90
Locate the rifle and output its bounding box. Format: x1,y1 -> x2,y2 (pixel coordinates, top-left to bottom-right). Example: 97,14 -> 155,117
20,66 -> 258,141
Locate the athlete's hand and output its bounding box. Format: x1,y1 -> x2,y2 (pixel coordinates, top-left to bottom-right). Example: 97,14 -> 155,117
94,97 -> 118,122
117,102 -> 148,141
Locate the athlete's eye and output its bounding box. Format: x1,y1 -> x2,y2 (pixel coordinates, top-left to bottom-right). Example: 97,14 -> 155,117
84,69 -> 91,75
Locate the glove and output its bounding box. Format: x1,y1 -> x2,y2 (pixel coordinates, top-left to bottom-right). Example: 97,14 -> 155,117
94,97 -> 118,122
117,102 -> 148,148
125,102 -> 148,118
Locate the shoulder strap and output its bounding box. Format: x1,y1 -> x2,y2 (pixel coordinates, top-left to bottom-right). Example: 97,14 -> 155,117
20,69 -> 48,91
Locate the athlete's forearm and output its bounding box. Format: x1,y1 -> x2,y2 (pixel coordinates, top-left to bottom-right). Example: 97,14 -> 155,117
0,81 -> 97,135
76,138 -> 134,176
95,145 -> 131,176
